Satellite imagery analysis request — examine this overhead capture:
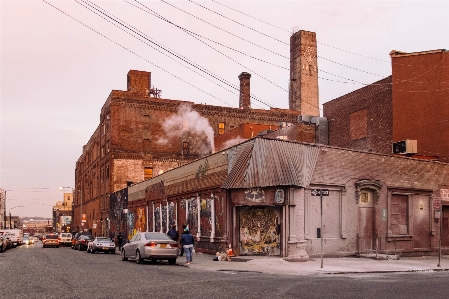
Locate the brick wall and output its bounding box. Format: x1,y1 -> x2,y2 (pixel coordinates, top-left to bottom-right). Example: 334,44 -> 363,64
323,76 -> 392,154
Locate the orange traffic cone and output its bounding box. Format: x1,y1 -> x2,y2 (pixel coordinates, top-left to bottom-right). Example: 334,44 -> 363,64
227,243 -> 235,257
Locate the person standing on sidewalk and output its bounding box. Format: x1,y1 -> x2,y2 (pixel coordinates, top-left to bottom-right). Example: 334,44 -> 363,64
180,229 -> 194,265
117,232 -> 123,251
179,225 -> 187,256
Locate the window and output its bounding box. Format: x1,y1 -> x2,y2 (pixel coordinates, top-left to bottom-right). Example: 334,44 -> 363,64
101,145 -> 105,157
350,109 -> 367,140
144,167 -> 153,180
106,165 -> 110,180
101,169 -> 104,184
390,194 -> 409,235
218,122 -> 225,135
106,140 -> 110,153
182,141 -> 190,155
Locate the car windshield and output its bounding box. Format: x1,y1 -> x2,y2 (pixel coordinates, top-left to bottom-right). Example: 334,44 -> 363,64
80,235 -> 93,240
61,234 -> 71,237
144,232 -> 172,241
46,235 -> 58,239
96,238 -> 112,242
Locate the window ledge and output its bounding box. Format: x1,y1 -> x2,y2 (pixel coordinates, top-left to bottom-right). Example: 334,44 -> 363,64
387,235 -> 413,241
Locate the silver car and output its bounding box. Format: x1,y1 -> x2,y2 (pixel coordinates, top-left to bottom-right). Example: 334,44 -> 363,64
121,232 -> 179,265
87,237 -> 116,254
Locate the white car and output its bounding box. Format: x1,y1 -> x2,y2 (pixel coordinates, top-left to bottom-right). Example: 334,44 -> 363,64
59,233 -> 72,246
87,237 -> 116,254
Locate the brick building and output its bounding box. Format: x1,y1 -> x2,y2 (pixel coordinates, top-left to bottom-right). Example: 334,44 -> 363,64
323,49 -> 449,159
73,29 -> 323,236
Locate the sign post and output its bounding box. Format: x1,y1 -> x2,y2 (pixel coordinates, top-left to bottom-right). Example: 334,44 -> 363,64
434,196 -> 443,267
311,189 -> 329,268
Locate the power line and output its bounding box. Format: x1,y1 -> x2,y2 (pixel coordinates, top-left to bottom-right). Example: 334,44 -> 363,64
133,0 -> 288,94
42,0 -> 236,108
188,0 -> 288,45
211,0 -> 290,33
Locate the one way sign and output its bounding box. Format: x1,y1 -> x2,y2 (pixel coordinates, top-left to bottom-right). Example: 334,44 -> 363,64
311,189 -> 329,196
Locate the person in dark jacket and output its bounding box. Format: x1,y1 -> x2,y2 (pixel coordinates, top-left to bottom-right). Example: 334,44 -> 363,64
167,225 -> 179,241
180,229 -> 194,264
117,232 -> 123,251
179,225 -> 187,256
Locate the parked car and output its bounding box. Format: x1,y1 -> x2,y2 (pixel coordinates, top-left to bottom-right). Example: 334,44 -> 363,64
23,237 -> 34,245
87,237 -> 116,254
0,236 -> 8,252
42,234 -> 60,248
71,231 -> 91,249
74,235 -> 95,251
59,233 -> 72,246
121,232 -> 179,265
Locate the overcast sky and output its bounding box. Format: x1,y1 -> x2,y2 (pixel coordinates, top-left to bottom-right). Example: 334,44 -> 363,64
1,0 -> 448,218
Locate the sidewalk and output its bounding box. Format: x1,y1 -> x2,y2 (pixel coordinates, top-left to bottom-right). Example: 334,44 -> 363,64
180,253 -> 449,276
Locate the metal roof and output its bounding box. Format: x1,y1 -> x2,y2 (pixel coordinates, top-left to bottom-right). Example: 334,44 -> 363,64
222,138 -> 319,189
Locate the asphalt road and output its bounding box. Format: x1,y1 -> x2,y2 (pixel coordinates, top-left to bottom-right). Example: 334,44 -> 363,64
2,241 -> 449,299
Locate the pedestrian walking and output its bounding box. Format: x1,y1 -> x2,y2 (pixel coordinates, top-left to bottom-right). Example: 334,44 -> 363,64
117,232 -> 123,251
179,225 -> 187,256
180,229 -> 194,265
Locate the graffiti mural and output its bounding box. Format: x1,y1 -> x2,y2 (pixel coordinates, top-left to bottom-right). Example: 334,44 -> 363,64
109,188 -> 128,236
200,198 -> 212,237
154,206 -> 161,233
168,202 -> 176,228
135,207 -> 146,233
162,204 -> 168,233
187,198 -> 198,236
239,207 -> 280,256
127,212 -> 135,240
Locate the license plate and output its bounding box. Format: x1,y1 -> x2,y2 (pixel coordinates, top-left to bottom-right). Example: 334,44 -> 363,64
160,244 -> 167,248
103,247 -> 109,250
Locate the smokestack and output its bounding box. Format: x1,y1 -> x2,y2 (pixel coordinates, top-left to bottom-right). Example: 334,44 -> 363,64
289,30 -> 319,116
238,72 -> 251,109
127,70 -> 151,94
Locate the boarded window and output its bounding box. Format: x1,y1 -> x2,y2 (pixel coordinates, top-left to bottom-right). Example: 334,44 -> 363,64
182,141 -> 190,155
144,167 -> 153,180
390,194 -> 408,235
350,109 -> 367,140
218,122 -> 225,135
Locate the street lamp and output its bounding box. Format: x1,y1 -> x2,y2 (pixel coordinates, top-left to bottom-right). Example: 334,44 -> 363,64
10,206 -> 24,229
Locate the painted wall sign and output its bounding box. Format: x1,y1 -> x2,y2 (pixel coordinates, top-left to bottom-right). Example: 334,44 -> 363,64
275,189 -> 285,204
245,188 -> 265,202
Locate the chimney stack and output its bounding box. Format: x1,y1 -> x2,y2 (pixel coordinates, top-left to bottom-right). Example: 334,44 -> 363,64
289,30 -> 319,116
238,72 -> 251,109
127,70 -> 151,94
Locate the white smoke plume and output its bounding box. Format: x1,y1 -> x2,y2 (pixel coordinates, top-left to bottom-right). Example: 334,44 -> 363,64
158,104 -> 215,153
219,136 -> 247,151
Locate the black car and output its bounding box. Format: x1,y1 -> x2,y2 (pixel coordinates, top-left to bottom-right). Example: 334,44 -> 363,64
74,235 -> 95,251
71,231 -> 92,249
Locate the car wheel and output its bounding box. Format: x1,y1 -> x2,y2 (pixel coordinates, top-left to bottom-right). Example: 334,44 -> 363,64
43,245 -> 46,248
168,258 -> 176,265
121,249 -> 128,261
110,249 -> 116,254
149,258 -> 157,264
136,250 -> 144,264
92,249 -> 96,254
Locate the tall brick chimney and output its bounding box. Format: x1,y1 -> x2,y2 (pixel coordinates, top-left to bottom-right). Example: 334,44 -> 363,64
238,72 -> 251,109
127,70 -> 151,94
289,30 -> 319,116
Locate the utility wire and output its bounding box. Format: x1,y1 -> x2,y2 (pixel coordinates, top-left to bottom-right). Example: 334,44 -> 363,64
133,0 -> 288,94
42,0 -> 235,108
188,0 -> 288,45
83,0 -> 272,108
158,0 -> 289,59
211,0 -> 290,33
79,0 -> 238,105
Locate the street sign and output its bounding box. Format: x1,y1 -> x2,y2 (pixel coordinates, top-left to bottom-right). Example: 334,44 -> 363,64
433,198 -> 442,210
311,189 -> 329,196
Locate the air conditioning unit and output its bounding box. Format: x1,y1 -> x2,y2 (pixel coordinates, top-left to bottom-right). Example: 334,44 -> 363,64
392,139 -> 417,154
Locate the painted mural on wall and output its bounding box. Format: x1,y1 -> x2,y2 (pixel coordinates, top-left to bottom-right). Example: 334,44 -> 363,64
168,202 -> 176,228
245,188 -> 265,202
109,188 -> 128,235
154,206 -> 161,233
214,195 -> 224,238
239,207 -> 280,256
162,204 -> 168,233
186,198 -> 198,236
135,207 -> 146,233
127,211 -> 135,240
200,198 -> 212,237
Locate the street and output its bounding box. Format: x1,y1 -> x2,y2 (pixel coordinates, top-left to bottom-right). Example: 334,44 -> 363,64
2,242 -> 449,299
